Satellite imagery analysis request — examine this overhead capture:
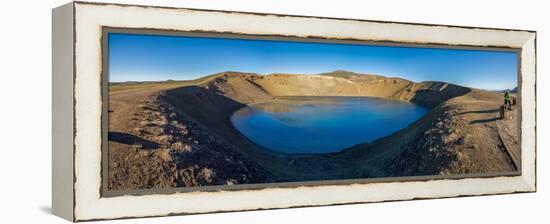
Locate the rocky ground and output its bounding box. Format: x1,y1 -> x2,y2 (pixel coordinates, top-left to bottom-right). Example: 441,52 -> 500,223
386,90 -> 517,176
108,91 -> 271,190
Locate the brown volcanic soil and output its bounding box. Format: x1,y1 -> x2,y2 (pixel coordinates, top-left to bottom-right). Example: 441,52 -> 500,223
108,81 -> 272,190
382,90 -> 517,176
108,71 -> 519,190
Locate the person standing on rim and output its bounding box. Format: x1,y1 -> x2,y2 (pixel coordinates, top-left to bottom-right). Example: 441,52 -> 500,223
504,90 -> 512,110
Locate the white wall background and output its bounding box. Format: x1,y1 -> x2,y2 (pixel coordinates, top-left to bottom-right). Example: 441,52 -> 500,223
0,0 -> 546,223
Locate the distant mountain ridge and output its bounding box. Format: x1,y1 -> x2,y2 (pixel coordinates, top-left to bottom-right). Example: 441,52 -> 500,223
501,86 -> 518,93
317,70 -> 384,79
111,70 -> 387,85
112,70 -> 474,108
193,70 -> 471,108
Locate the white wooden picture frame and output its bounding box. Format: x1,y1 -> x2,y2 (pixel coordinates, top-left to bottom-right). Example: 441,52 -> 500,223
52,1 -> 536,221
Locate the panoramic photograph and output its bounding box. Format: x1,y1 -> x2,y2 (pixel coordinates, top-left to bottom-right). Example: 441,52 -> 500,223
106,32 -> 520,191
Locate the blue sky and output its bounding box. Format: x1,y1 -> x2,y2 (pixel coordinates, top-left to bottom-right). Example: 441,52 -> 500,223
109,33 -> 518,90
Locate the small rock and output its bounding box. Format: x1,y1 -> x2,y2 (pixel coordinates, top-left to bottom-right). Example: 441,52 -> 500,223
455,136 -> 465,145
171,142 -> 191,152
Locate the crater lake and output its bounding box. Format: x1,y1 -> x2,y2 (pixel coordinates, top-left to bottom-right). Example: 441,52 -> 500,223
231,96 -> 429,154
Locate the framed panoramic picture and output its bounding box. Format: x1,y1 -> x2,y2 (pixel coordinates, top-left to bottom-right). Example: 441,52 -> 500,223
52,1 -> 537,222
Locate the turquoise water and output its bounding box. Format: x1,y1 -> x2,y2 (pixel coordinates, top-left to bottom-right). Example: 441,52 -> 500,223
230,96 -> 429,154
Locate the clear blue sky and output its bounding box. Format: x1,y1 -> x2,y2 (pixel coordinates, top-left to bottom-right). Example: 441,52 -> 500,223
109,33 -> 518,90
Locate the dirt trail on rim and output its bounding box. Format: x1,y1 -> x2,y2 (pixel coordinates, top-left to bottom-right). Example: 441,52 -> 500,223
108,71 -> 518,190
